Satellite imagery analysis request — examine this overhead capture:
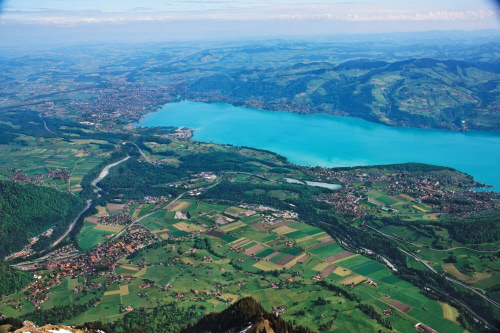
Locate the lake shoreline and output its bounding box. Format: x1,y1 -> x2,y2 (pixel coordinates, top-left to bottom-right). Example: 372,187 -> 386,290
177,98 -> 499,133
134,101 -> 500,191
137,98 -> 500,134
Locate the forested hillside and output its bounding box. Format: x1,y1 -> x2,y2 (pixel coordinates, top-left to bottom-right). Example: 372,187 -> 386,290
0,263 -> 33,297
184,57 -> 500,131
0,180 -> 84,257
179,297 -> 313,333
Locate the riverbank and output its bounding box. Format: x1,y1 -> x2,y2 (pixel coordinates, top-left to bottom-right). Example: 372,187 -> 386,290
91,156 -> 130,196
52,156 -> 131,247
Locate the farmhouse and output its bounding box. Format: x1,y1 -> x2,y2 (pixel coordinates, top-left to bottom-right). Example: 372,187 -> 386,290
415,323 -> 436,333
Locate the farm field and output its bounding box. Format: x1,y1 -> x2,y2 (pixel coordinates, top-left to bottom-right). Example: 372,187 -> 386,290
127,200 -> 467,332
0,196 -> 471,332
78,221 -> 117,250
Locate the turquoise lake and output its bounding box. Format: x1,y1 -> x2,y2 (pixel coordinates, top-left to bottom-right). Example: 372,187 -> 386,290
135,101 -> 500,190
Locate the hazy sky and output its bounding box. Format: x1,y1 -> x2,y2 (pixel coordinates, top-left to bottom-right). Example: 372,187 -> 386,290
1,0 -> 500,46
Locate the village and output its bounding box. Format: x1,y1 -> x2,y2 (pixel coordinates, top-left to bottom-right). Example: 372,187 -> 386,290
304,165 -> 500,220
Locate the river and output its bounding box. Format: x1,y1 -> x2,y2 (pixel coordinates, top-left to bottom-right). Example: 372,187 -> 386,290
91,156 -> 130,197
135,101 -> 500,190
52,156 -> 130,247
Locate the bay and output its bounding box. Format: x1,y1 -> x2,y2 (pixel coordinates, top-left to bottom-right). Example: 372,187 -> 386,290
135,101 -> 500,190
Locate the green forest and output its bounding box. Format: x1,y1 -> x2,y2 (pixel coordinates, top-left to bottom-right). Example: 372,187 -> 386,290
179,297 -> 312,333
0,263 -> 33,297
0,180 -> 85,258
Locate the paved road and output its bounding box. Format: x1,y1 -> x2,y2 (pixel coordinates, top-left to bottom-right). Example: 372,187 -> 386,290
126,141 -> 155,164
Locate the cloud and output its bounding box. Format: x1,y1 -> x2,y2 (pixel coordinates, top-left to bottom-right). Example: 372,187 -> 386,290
266,10 -> 499,22
1,0 -> 498,27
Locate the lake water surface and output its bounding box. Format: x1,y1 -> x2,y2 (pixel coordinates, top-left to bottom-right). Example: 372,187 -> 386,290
135,101 -> 500,190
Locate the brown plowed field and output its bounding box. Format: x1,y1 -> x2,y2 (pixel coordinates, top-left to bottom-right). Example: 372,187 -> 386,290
85,217 -> 100,223
389,300 -> 413,313
297,254 -> 310,263
321,265 -> 338,277
264,251 -> 281,261
321,237 -> 335,243
324,251 -> 354,262
274,254 -> 295,266
245,244 -> 265,255
206,231 -> 224,238
252,224 -> 269,231
272,220 -> 293,229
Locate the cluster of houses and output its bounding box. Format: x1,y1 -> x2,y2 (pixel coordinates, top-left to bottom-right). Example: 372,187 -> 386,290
272,305 -> 286,316
76,86 -> 177,125
4,225 -> 161,310
383,308 -> 394,316
99,213 -> 133,226
309,164 -> 500,220
6,166 -> 71,188
5,228 -> 55,261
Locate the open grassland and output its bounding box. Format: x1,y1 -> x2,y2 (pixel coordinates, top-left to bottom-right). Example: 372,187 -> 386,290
367,190 -> 399,206
440,302 -> 460,324
442,263 -> 492,284
219,221 -> 246,232
253,261 -> 282,271
225,206 -> 246,215
78,221 -> 115,250
138,204 -> 155,217
308,242 -> 345,259
273,226 -> 297,235
173,222 -> 206,232
94,224 -> 124,232
167,201 -> 192,211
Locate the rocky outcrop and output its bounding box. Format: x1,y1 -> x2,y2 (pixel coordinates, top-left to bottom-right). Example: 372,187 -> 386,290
14,320 -> 100,333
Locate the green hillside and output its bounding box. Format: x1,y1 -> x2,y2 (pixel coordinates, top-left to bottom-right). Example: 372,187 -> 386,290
0,180 -> 84,258
186,57 -> 500,131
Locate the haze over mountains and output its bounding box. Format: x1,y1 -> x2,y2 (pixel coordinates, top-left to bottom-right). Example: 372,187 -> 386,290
1,1 -> 500,331
3,33 -> 500,131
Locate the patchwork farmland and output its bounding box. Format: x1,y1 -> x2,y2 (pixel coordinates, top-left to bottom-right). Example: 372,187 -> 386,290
2,199 -> 466,333
116,200 -> 465,332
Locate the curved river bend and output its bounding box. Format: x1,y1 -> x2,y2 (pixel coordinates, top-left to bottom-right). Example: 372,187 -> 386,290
135,101 -> 500,190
